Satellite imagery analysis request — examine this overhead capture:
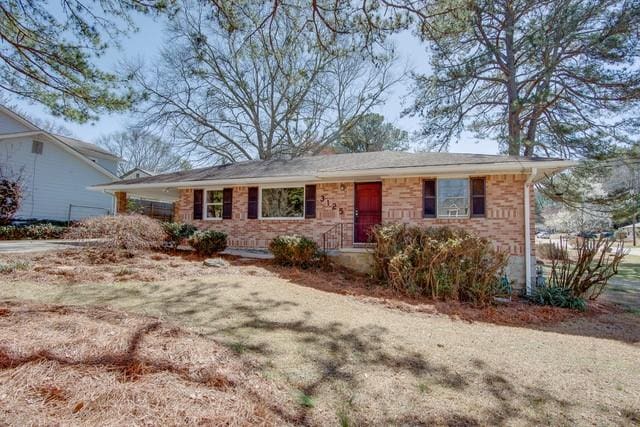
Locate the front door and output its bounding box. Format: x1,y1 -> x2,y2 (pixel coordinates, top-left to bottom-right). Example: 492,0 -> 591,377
354,182 -> 382,243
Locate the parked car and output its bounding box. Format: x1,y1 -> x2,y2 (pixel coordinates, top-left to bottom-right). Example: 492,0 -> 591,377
536,231 -> 551,239
599,231 -> 614,239
577,231 -> 597,239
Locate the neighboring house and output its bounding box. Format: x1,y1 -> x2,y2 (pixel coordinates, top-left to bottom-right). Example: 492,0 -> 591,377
121,167 -> 155,181
93,151 -> 575,291
0,105 -> 119,222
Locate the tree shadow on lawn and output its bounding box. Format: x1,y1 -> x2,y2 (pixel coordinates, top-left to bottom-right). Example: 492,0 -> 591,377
34,279 -> 577,426
247,260 -> 640,345
198,295 -> 573,426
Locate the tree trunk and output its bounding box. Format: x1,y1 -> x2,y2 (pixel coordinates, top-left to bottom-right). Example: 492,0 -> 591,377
504,2 -> 521,156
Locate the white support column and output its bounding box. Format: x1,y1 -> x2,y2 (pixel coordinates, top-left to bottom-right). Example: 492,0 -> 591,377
524,168 -> 538,295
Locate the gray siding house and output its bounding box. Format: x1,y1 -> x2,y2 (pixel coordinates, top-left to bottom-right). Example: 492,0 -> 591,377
0,106 -> 119,222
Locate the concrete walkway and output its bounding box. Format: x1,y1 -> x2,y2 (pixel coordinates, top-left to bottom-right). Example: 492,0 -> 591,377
0,239 -> 89,253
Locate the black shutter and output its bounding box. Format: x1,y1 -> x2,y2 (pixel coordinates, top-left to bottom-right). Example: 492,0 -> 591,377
471,177 -> 486,217
423,180 -> 436,218
305,185 -> 316,218
193,189 -> 203,220
223,188 -> 233,219
247,187 -> 258,219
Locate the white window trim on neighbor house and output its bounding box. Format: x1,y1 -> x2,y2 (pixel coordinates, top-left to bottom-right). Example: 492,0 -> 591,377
258,183 -> 306,221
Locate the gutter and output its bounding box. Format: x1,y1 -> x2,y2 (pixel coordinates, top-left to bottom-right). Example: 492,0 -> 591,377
524,168 -> 538,295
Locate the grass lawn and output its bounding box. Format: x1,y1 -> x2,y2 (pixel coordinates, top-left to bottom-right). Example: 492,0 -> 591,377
616,254 -> 640,281
0,249 -> 639,425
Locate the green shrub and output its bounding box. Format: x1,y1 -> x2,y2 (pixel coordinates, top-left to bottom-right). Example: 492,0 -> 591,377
189,230 -> 228,255
269,235 -> 319,268
162,222 -> 198,247
532,286 -> 587,311
65,214 -> 167,250
0,260 -> 30,273
371,224 -> 509,306
0,224 -> 66,240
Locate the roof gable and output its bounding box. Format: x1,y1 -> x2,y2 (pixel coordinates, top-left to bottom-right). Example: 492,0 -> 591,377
0,107 -> 38,134
0,105 -> 118,180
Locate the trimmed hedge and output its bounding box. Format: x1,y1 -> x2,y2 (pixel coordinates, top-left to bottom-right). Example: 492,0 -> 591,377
269,235 -> 319,268
0,224 -> 66,240
189,230 -> 228,256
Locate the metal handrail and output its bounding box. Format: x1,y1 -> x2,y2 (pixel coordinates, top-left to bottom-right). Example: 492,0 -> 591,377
321,220 -> 379,252
322,222 -> 347,252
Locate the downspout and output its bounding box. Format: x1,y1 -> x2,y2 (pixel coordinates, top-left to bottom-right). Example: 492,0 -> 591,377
524,168 -> 538,295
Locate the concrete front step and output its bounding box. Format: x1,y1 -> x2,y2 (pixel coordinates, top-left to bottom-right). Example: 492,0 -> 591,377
220,248 -> 274,259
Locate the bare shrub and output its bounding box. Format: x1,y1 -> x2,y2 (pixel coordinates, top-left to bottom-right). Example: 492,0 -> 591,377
371,224 -> 509,306
546,236 -> 626,300
536,242 -> 568,261
0,177 -> 22,225
65,214 -> 167,250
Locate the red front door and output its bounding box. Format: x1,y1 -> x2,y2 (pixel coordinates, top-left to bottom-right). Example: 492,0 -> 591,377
354,182 -> 382,243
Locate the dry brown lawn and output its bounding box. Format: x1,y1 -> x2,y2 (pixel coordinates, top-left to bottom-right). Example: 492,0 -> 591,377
0,302 -> 299,426
0,248 -> 639,426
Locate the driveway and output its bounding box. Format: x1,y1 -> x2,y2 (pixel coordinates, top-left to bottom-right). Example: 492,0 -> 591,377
0,239 -> 87,253
1,272 -> 638,425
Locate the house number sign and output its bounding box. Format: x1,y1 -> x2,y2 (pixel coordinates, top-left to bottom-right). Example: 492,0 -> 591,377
319,194 -> 344,215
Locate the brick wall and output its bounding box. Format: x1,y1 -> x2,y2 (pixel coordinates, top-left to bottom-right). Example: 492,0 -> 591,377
174,183 -> 355,248
173,174 -> 535,285
381,175 -> 535,257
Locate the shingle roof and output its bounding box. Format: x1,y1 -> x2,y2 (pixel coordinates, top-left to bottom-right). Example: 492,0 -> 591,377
55,135 -> 120,160
101,151 -> 567,187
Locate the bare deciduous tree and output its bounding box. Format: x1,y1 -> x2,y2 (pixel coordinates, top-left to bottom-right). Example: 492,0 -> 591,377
132,1 -> 402,163
97,128 -> 191,176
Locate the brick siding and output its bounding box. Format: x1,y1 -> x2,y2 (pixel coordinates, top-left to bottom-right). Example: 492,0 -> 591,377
173,174 -> 535,285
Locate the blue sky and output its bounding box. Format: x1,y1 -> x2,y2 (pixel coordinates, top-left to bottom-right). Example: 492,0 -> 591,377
13,14 -> 499,155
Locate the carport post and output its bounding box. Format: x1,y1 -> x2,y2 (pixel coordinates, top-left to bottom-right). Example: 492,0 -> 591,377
115,192 -> 128,214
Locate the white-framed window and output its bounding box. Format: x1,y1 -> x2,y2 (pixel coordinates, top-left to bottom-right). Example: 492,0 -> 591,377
260,186 -> 304,219
437,178 -> 469,218
205,189 -> 223,219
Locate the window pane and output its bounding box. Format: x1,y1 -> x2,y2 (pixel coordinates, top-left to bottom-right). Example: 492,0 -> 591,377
261,187 -> 304,218
437,179 -> 469,217
207,190 -> 222,203
207,204 -> 222,218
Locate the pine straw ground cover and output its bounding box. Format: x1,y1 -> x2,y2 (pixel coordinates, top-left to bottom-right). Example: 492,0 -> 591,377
0,301 -> 300,426
0,248 -> 274,285
0,247 -> 630,328
0,249 -> 639,425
